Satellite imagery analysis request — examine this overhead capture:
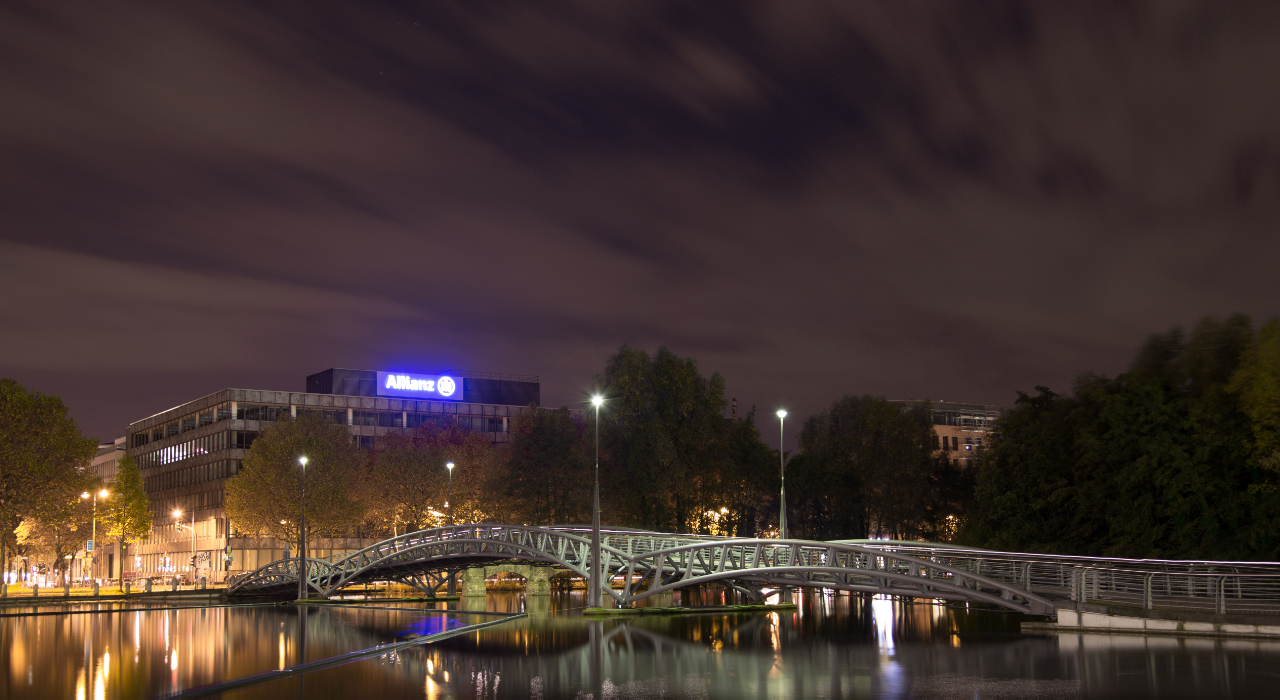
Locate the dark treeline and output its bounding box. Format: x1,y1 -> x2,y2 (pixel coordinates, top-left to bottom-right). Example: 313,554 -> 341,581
785,397 -> 969,542
594,346 -> 958,539
962,315 -> 1280,560
597,346 -> 775,536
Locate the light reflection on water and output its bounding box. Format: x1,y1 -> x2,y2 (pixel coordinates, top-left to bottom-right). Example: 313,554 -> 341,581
4,591 -> 1280,698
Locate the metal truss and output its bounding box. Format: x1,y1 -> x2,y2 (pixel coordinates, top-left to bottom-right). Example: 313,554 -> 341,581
226,524 -> 1055,615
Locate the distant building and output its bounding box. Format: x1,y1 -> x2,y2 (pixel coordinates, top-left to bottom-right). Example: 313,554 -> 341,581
889,400 -> 1001,467
121,367 -> 544,583
90,436 -> 126,482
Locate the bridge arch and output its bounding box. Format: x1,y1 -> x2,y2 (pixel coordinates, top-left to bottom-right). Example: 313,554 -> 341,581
227,524 -> 1055,615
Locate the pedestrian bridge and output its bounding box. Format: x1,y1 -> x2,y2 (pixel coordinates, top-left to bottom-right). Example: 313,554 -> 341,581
226,524 -> 1056,615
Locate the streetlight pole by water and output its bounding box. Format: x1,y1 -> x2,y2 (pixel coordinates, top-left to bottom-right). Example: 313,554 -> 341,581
298,456 -> 308,601
777,409 -> 788,540
590,395 -> 604,609
446,461 -> 455,596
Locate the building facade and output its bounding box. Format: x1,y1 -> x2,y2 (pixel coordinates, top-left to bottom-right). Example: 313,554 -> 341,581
889,400 -> 1001,468
122,368 -> 540,583
85,437 -> 127,580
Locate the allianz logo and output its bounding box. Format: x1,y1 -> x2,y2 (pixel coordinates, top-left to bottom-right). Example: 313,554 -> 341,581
385,374 -> 458,397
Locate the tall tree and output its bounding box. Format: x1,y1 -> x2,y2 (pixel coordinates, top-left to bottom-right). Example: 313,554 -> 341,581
18,493 -> 94,586
225,414 -> 365,558
713,406 -> 778,537
364,417 -> 502,533
0,379 -> 96,590
598,346 -> 730,533
502,405 -> 590,526
964,315 -> 1280,559
104,454 -> 151,580
789,396 -> 946,541
1228,318 -> 1280,478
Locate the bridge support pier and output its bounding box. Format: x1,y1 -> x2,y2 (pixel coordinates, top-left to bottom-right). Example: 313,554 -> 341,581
461,565 -> 553,596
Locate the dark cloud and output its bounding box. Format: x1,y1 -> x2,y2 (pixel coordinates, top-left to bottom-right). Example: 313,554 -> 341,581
1,0 -> 1279,443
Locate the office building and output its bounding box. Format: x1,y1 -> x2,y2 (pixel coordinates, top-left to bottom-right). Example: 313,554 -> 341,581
123,368 -> 540,583
890,400 -> 1001,467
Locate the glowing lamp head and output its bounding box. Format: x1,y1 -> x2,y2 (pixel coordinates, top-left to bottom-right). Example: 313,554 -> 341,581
81,492 -> 90,499
776,409 -> 787,419
99,489 -> 109,498
172,510 -> 182,518
299,456 -> 308,467
591,395 -> 604,407
446,461 -> 454,471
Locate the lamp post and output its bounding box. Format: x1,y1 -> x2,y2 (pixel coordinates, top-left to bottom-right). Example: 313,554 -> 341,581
298,456 -> 308,601
446,460 -> 455,596
776,409 -> 788,540
80,489 -> 109,581
446,462 -> 455,527
173,509 -> 194,585
589,395 -> 604,609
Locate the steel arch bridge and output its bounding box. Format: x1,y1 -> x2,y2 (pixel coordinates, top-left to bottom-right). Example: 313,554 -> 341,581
226,524 -> 1055,615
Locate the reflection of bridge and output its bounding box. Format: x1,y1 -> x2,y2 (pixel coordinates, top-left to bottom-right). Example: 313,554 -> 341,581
227,524 -> 1055,615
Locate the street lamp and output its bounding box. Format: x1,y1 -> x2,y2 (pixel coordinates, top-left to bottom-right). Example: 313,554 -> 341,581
776,409 -> 788,541
80,489 -> 109,581
589,394 -> 604,609
173,509 -> 193,585
445,462 -> 455,527
446,460 -> 456,596
298,455 -> 308,601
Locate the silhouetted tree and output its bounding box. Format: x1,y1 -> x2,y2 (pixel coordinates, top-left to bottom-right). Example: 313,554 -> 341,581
963,315 -> 1280,559
502,405 -> 591,526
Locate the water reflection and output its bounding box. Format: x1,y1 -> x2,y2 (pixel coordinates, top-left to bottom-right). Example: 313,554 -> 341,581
6,590 -> 1280,698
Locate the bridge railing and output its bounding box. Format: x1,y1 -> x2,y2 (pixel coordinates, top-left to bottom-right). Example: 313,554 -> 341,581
855,543 -> 1280,615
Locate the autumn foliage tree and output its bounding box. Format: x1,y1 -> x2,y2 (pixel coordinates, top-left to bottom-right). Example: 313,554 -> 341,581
0,379 -> 96,588
363,417 -> 504,533
104,454 -> 152,579
225,414 -> 365,557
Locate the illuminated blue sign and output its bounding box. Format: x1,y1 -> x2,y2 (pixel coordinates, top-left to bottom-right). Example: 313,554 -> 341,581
376,372 -> 464,400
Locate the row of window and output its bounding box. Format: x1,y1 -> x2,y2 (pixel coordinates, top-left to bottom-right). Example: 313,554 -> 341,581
935,435 -> 984,451
131,400 -> 524,449
932,412 -> 997,428
146,460 -> 239,493
132,403 -> 234,447
137,416 -> 509,479
246,408 -> 506,433
135,417 -> 509,470
137,433 -> 230,469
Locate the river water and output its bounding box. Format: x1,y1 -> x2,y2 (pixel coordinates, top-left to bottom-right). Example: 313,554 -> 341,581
4,590 -> 1280,698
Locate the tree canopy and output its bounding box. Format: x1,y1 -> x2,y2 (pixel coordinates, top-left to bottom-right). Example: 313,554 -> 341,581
962,315 -> 1280,559
225,414 -> 365,550
500,405 -> 591,526
363,417 -> 502,532
787,396 -> 962,541
593,345 -> 773,537
0,378 -> 96,584
104,454 -> 151,579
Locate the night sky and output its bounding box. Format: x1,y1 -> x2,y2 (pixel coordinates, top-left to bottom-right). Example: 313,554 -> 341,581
3,1 -> 1279,444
